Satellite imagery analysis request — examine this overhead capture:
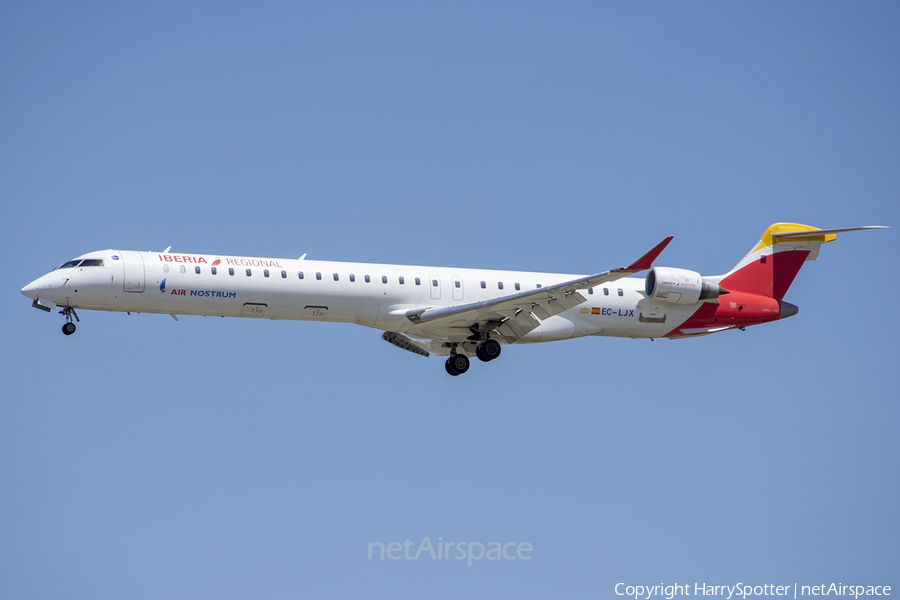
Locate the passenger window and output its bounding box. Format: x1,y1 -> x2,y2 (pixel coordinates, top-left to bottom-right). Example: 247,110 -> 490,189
179,265 -> 186,273
246,269 -> 252,276
514,283 -> 520,291
316,272 -> 322,280
399,276 -> 405,284
298,271 -> 304,279
480,281 -> 486,289
432,279 -> 438,287
618,288 -> 623,296
415,277 -> 421,285
454,280 -> 461,288
365,275 -> 371,283
228,268 -> 235,276
333,273 -> 339,281
588,288 -> 593,295
498,282 -> 504,290
537,284 -> 542,288
211,267 -> 218,275
195,266 -> 201,274
382,276 -> 387,284
281,270 -> 287,278
163,264 -> 169,273
350,274 -> 356,282
264,269 -> 270,278
603,287 -> 609,295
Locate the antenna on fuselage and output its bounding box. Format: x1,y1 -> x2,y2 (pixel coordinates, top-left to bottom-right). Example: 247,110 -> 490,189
162,246 -> 171,254
299,253 -> 307,260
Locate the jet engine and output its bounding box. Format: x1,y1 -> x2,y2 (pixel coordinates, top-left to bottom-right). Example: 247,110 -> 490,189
644,267 -> 725,304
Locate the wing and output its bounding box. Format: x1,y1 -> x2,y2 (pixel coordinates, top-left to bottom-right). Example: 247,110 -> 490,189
401,236 -> 673,347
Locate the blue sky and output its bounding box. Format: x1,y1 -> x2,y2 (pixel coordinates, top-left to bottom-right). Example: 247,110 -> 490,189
1,2 -> 897,598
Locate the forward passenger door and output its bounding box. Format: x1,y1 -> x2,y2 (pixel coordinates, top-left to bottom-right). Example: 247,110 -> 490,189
120,251 -> 145,293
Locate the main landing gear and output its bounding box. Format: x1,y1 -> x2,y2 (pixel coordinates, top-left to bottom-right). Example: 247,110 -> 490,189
445,338 -> 502,376
60,306 -> 79,336
445,353 -> 470,376
475,338 -> 501,363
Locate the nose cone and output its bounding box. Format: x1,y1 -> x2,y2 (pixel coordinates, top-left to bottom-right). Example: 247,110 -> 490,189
778,300 -> 799,320
21,279 -> 42,300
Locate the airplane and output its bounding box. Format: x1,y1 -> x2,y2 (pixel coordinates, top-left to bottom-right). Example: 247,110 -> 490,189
20,222 -> 886,376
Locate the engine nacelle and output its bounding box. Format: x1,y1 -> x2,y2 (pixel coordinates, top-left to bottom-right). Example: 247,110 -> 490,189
645,267 -> 724,304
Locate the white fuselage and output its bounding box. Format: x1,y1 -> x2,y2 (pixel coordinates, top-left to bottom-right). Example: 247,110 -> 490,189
22,249 -> 701,348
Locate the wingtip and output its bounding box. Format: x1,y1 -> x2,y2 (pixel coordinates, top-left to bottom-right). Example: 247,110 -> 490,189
626,236 -> 674,271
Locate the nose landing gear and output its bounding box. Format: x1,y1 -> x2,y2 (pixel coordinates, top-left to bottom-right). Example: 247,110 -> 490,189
59,306 -> 79,336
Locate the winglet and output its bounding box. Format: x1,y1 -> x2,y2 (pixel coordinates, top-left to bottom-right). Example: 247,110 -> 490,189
623,236 -> 674,272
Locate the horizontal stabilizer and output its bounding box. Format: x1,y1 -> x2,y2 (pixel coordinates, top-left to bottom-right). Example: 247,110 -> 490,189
772,226 -> 888,240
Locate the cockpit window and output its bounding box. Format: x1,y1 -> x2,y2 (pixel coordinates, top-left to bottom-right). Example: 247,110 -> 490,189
58,258 -> 104,269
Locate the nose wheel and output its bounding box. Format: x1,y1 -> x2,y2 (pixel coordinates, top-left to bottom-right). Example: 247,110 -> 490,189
59,306 -> 79,336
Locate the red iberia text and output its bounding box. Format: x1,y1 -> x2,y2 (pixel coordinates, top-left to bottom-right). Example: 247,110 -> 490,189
158,255 -> 209,264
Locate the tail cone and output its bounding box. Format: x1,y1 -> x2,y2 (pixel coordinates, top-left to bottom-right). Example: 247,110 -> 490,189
778,301 -> 799,320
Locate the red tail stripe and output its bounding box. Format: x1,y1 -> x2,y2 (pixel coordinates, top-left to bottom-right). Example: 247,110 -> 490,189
721,249 -> 810,299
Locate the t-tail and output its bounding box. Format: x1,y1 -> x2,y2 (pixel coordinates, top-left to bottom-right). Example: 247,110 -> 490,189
665,223 -> 887,337
718,223 -> 887,299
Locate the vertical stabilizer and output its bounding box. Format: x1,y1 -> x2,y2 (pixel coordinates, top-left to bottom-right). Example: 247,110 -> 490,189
717,223 -> 886,299
719,223 -> 833,299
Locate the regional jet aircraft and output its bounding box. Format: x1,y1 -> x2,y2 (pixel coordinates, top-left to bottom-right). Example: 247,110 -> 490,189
21,223 -> 885,376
